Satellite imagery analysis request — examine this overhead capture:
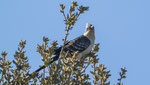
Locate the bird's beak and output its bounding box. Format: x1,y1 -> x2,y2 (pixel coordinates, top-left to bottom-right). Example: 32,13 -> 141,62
91,25 -> 94,29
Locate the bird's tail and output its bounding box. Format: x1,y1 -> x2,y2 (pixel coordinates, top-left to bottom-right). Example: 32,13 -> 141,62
34,55 -> 59,73
34,47 -> 61,73
26,52 -> 60,81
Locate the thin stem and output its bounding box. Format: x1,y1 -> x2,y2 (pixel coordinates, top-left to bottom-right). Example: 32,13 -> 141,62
1,75 -> 4,85
42,41 -> 47,78
82,57 -> 92,73
59,25 -> 70,58
93,62 -> 96,85
62,11 -> 67,21
101,79 -> 104,85
76,12 -> 81,19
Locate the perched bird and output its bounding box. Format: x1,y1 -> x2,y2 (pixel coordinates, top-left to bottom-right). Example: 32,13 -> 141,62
34,23 -> 95,73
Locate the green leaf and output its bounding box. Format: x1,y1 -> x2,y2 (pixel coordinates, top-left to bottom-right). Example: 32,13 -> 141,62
69,6 -> 75,13
59,4 -> 65,10
71,1 -> 78,7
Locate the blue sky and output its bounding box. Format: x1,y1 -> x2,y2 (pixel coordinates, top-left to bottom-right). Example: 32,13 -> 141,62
0,0 -> 150,84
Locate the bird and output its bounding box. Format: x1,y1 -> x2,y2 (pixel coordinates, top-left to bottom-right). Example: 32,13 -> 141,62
34,23 -> 95,73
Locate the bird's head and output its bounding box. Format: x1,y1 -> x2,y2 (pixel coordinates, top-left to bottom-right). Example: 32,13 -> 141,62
85,23 -> 94,32
84,23 -> 95,42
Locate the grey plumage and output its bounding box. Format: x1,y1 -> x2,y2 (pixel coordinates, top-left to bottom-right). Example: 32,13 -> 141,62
63,35 -> 91,53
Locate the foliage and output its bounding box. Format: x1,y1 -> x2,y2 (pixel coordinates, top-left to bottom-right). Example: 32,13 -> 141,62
0,1 -> 127,85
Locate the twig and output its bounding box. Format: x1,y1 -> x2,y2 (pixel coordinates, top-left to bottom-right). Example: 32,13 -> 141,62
62,11 -> 67,21
59,25 -> 70,59
82,57 -> 92,73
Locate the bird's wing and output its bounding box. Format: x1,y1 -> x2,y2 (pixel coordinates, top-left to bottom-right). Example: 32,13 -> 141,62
63,35 -> 91,53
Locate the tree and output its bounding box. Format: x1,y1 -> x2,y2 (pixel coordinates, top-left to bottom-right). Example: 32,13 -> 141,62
0,1 -> 127,85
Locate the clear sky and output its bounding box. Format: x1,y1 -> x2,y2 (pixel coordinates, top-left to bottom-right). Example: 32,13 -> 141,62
0,0 -> 150,85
